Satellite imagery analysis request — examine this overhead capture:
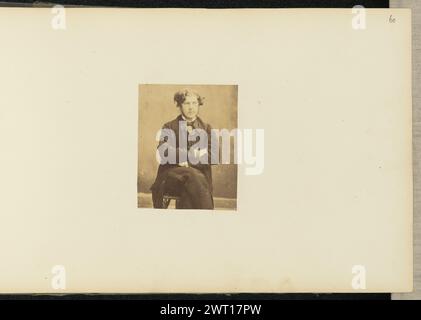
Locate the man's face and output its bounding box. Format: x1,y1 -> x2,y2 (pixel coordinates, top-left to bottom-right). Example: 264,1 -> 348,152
180,94 -> 199,120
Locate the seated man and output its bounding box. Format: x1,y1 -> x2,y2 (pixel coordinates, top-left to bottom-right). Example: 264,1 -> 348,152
150,89 -> 216,209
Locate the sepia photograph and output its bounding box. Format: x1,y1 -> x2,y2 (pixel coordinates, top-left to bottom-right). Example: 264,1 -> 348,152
138,84 -> 238,210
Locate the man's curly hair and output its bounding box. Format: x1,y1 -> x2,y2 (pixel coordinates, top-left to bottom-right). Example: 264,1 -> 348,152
174,89 -> 204,107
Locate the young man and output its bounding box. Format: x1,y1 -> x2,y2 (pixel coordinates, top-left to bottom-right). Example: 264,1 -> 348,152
150,89 -> 216,209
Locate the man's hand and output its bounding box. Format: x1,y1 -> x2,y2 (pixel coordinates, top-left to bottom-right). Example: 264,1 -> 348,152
178,161 -> 189,168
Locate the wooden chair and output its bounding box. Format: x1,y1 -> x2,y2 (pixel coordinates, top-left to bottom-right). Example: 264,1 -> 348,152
162,194 -> 181,209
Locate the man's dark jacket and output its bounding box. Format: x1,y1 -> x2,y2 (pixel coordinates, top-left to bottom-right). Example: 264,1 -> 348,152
150,115 -> 215,208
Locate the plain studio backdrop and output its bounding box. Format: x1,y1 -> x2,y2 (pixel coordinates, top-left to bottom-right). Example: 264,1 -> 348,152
0,8 -> 412,292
